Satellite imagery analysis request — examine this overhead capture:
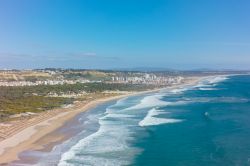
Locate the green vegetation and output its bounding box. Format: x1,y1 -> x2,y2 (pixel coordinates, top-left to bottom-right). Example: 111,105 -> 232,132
0,96 -> 72,118
0,83 -> 155,96
62,71 -> 113,81
0,83 -> 156,120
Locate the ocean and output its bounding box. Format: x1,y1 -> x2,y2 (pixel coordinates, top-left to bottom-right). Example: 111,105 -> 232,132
13,75 -> 250,166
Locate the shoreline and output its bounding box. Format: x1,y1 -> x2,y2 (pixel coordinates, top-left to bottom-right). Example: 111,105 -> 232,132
0,76 -> 205,164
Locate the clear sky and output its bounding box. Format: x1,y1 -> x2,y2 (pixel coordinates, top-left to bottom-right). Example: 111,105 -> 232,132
0,0 -> 250,70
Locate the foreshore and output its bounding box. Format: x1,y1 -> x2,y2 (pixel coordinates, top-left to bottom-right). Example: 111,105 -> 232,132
0,76 -> 205,165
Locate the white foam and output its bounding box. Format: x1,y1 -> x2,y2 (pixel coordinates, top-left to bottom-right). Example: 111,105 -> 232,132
170,88 -> 188,94
199,87 -> 218,91
192,76 -> 227,92
105,98 -> 129,113
208,76 -> 228,84
194,83 -> 211,88
59,124 -> 137,165
139,108 -> 183,127
124,94 -> 169,111
58,104 -> 140,166
101,113 -> 135,119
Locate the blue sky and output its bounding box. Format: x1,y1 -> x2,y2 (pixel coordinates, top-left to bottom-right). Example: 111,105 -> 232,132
0,0 -> 250,69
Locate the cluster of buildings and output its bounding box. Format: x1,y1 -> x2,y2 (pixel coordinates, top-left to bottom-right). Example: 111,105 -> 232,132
0,72 -> 184,87
110,74 -> 183,85
0,79 -> 90,87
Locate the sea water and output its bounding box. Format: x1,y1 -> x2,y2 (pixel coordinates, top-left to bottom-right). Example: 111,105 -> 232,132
13,75 -> 250,166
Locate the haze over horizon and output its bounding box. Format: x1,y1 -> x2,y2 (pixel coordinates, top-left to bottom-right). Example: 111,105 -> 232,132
0,0 -> 250,70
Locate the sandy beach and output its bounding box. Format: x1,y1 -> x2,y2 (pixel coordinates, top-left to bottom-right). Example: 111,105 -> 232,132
0,76 -> 204,165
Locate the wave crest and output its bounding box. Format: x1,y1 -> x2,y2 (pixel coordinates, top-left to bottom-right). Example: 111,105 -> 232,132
139,108 -> 183,127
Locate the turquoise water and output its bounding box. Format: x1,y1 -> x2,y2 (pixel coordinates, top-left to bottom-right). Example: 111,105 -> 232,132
13,75 -> 250,166
133,75 -> 250,166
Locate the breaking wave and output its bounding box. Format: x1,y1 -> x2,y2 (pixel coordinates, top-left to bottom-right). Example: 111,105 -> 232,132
139,108 -> 183,127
